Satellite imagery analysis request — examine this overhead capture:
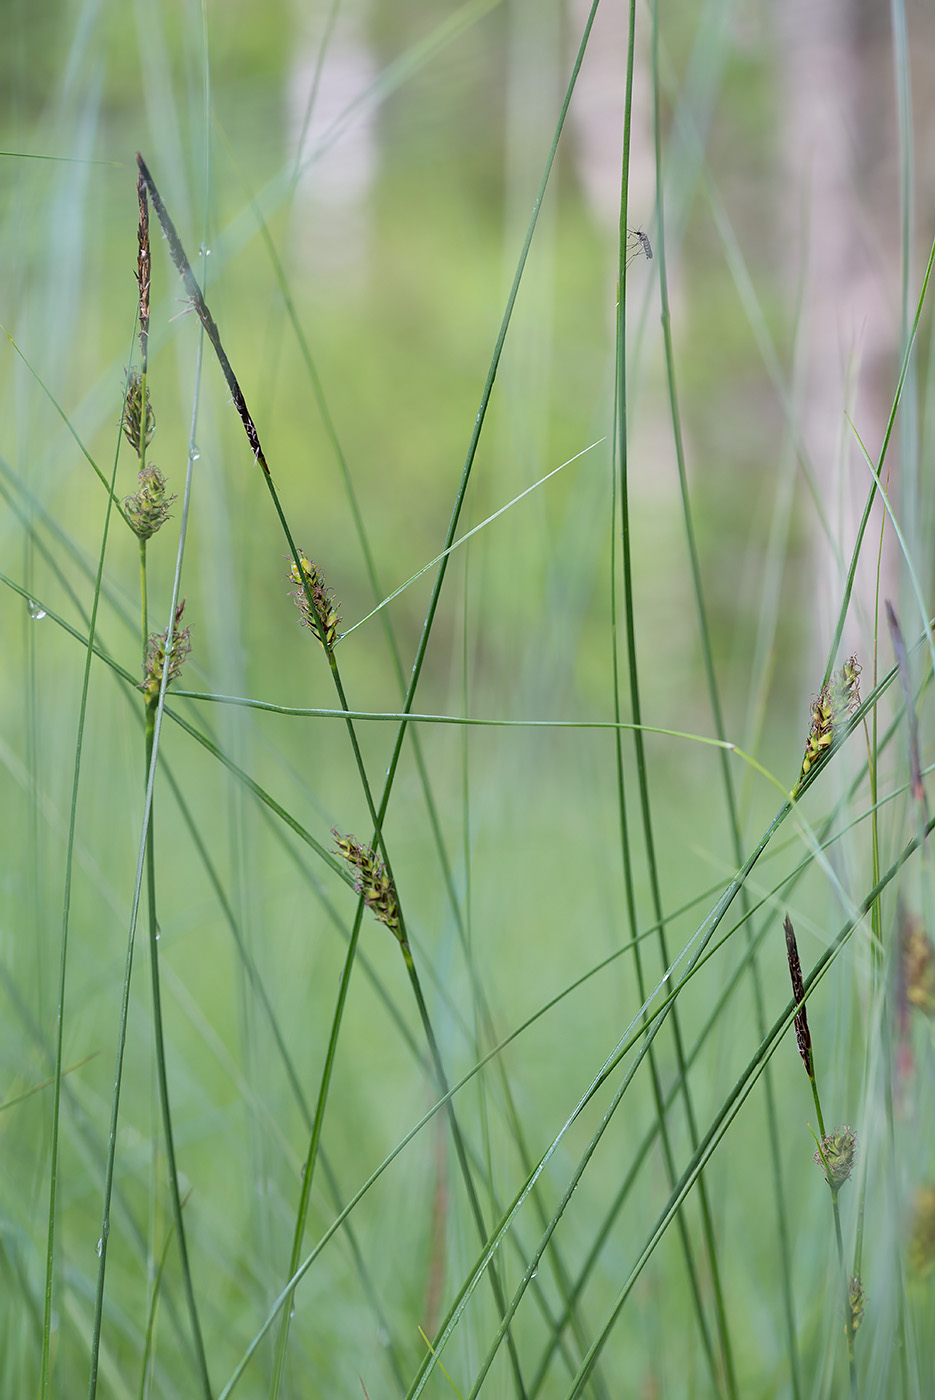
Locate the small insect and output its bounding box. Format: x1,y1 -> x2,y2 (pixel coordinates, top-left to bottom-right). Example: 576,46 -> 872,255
626,227 -> 653,267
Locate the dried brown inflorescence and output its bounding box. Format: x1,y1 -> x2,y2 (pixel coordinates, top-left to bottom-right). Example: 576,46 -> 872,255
783,914 -> 812,1076
137,170 -> 151,370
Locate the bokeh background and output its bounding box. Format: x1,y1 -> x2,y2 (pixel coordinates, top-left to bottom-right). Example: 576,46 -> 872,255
3,1 -> 935,1396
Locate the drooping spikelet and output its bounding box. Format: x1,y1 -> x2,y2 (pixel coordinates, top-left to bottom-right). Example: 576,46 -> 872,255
142,600 -> 191,704
289,551 -> 341,652
332,830 -> 401,940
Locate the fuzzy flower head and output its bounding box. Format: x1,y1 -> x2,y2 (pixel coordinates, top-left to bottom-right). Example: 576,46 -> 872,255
814,1125 -> 858,1190
121,369 -> 155,456
125,464 -> 175,541
142,599 -> 191,704
289,551 -> 340,652
332,830 -> 400,940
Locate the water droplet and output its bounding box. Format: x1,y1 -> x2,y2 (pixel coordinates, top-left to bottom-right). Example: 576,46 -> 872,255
27,599 -> 46,620
96,1238 -> 103,1257
289,1307 -> 295,1319
190,445 -> 201,461
154,931 -> 160,941
530,1267 -> 538,1279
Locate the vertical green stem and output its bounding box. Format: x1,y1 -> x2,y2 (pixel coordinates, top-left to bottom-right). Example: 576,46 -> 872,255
143,703 -> 213,1399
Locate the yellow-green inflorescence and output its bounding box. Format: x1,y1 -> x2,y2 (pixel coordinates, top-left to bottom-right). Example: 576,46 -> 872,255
799,655 -> 862,784
289,550 -> 341,651
121,369 -> 156,455
848,1276 -> 865,1334
814,1125 -> 858,1190
141,600 -> 191,705
121,367 -> 176,541
332,830 -> 401,940
125,463 -> 175,541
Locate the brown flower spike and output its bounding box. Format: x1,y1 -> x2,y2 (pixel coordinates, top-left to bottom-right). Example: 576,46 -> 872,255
783,914 -> 812,1076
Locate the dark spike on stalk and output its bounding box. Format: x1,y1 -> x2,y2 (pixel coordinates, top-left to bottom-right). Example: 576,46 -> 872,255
136,152 -> 272,479
783,914 -> 812,1076
136,170 -> 151,371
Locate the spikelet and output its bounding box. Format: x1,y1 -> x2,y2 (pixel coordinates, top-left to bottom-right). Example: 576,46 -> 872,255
142,600 -> 191,704
332,830 -> 400,940
813,1125 -> 858,1190
124,464 -> 175,541
289,551 -> 341,652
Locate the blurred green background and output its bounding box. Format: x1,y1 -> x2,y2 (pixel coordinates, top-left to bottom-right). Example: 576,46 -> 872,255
3,1 -> 935,1396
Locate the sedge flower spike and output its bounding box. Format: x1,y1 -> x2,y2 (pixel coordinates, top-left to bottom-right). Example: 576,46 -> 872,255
289,551 -> 341,652
125,464 -> 175,540
783,915 -> 812,1076
332,830 -> 400,940
814,1125 -> 858,1190
142,599 -> 191,704
798,655 -> 862,784
121,369 -> 155,455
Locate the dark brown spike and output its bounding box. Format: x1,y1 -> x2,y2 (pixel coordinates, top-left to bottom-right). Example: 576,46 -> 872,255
136,153 -> 271,479
783,914 -> 812,1076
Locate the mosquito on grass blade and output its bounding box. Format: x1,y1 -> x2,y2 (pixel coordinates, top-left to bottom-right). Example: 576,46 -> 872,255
625,227 -> 653,267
